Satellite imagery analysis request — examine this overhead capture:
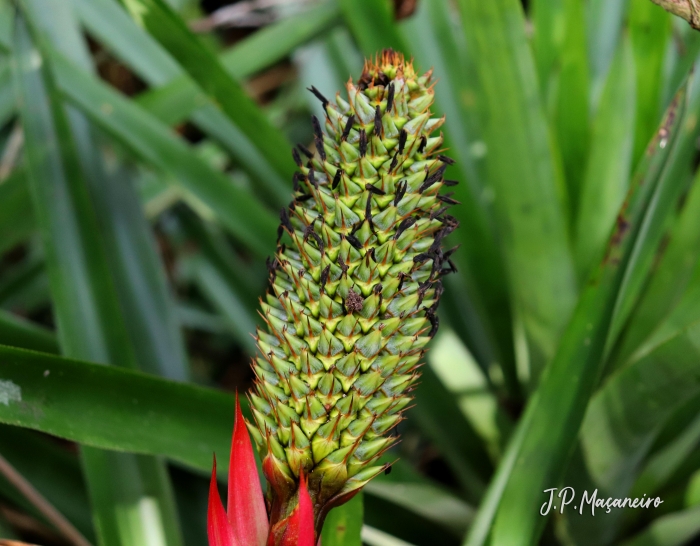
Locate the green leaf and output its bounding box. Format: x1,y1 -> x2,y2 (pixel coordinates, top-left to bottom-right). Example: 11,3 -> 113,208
412,365 -> 490,503
0,0 -> 12,52
456,0 -> 577,376
0,253 -> 48,314
339,0 -> 407,55
586,0 -> 628,98
0,59 -> 16,127
0,309 -> 58,354
469,85 -> 686,546
321,494 -> 363,546
401,0 -> 518,398
48,50 -> 278,257
135,1 -> 341,124
428,329 -> 509,458
574,37 -> 636,278
533,0 -> 591,214
611,66 -> 700,365
0,168 -> 35,256
607,73 -> 700,352
71,0 -> 294,206
661,20 -> 700,108
629,0 -> 672,163
366,462 -> 472,537
0,345 -> 233,473
187,254 -> 259,356
364,491 -> 459,546
614,167 -> 700,365
13,10 -> 131,367
530,0 -> 565,93
119,0 -> 296,188
361,526 -> 417,546
633,395 -> 700,498
619,505 -> 700,546
573,325 -> 700,543
13,2 -> 187,543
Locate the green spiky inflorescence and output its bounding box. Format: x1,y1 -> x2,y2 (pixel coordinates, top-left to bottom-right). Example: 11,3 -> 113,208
246,50 -> 459,538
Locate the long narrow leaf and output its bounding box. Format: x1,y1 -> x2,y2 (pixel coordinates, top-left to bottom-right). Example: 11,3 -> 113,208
321,495 -> 363,546
135,1 -> 341,125
469,85 -> 686,546
119,0 -> 295,188
0,345 -> 232,473
619,505 -> 700,546
339,0 -> 407,54
573,325 -> 700,543
586,0 -> 628,101
615,165 -> 700,365
530,0 -> 591,216
72,0 -> 295,205
49,50 -> 278,256
0,309 -> 57,354
456,0 -> 577,375
13,3 -> 186,544
629,0 -> 672,163
400,0 -> 518,397
0,169 -> 34,256
575,38 -> 635,278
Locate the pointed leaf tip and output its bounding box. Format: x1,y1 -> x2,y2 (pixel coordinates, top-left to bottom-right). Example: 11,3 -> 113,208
208,456 -> 238,546
297,473 -> 315,546
279,472 -> 316,546
229,393 -> 269,546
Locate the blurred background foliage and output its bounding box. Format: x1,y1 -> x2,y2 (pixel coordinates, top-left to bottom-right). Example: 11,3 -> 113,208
1,0 -> 700,545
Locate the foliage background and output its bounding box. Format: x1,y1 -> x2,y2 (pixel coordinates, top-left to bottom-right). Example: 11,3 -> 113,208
0,0 -> 700,545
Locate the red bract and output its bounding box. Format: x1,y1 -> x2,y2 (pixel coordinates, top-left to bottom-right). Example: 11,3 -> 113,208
207,456 -> 238,546
276,473 -> 315,546
207,395 -> 270,546
228,395 -> 268,546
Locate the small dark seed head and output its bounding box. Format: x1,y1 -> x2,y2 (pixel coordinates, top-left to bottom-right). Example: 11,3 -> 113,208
386,83 -> 395,113
346,234 -> 363,250
389,151 -> 399,172
311,115 -> 323,139
307,85 -> 329,107
320,265 -> 330,287
342,115 -> 355,141
345,288 -> 364,314
359,129 -> 368,157
374,106 -> 383,136
308,169 -> 318,189
365,183 -> 386,195
437,194 -> 460,205
430,206 -> 449,221
398,129 -> 408,154
298,144 -> 314,159
394,180 -> 407,206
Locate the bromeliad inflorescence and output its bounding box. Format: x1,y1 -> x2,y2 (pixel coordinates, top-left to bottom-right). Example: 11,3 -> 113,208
208,50 -> 459,546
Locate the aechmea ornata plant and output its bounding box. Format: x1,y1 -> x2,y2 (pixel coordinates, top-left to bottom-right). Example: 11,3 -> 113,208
208,49 -> 459,546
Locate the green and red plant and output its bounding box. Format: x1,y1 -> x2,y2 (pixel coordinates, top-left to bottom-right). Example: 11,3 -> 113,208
208,50 -> 457,545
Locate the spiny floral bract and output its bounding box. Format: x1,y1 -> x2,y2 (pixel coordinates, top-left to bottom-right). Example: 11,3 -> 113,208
247,49 -> 459,540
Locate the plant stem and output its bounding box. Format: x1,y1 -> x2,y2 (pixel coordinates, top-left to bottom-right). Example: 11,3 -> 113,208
650,0 -> 700,28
